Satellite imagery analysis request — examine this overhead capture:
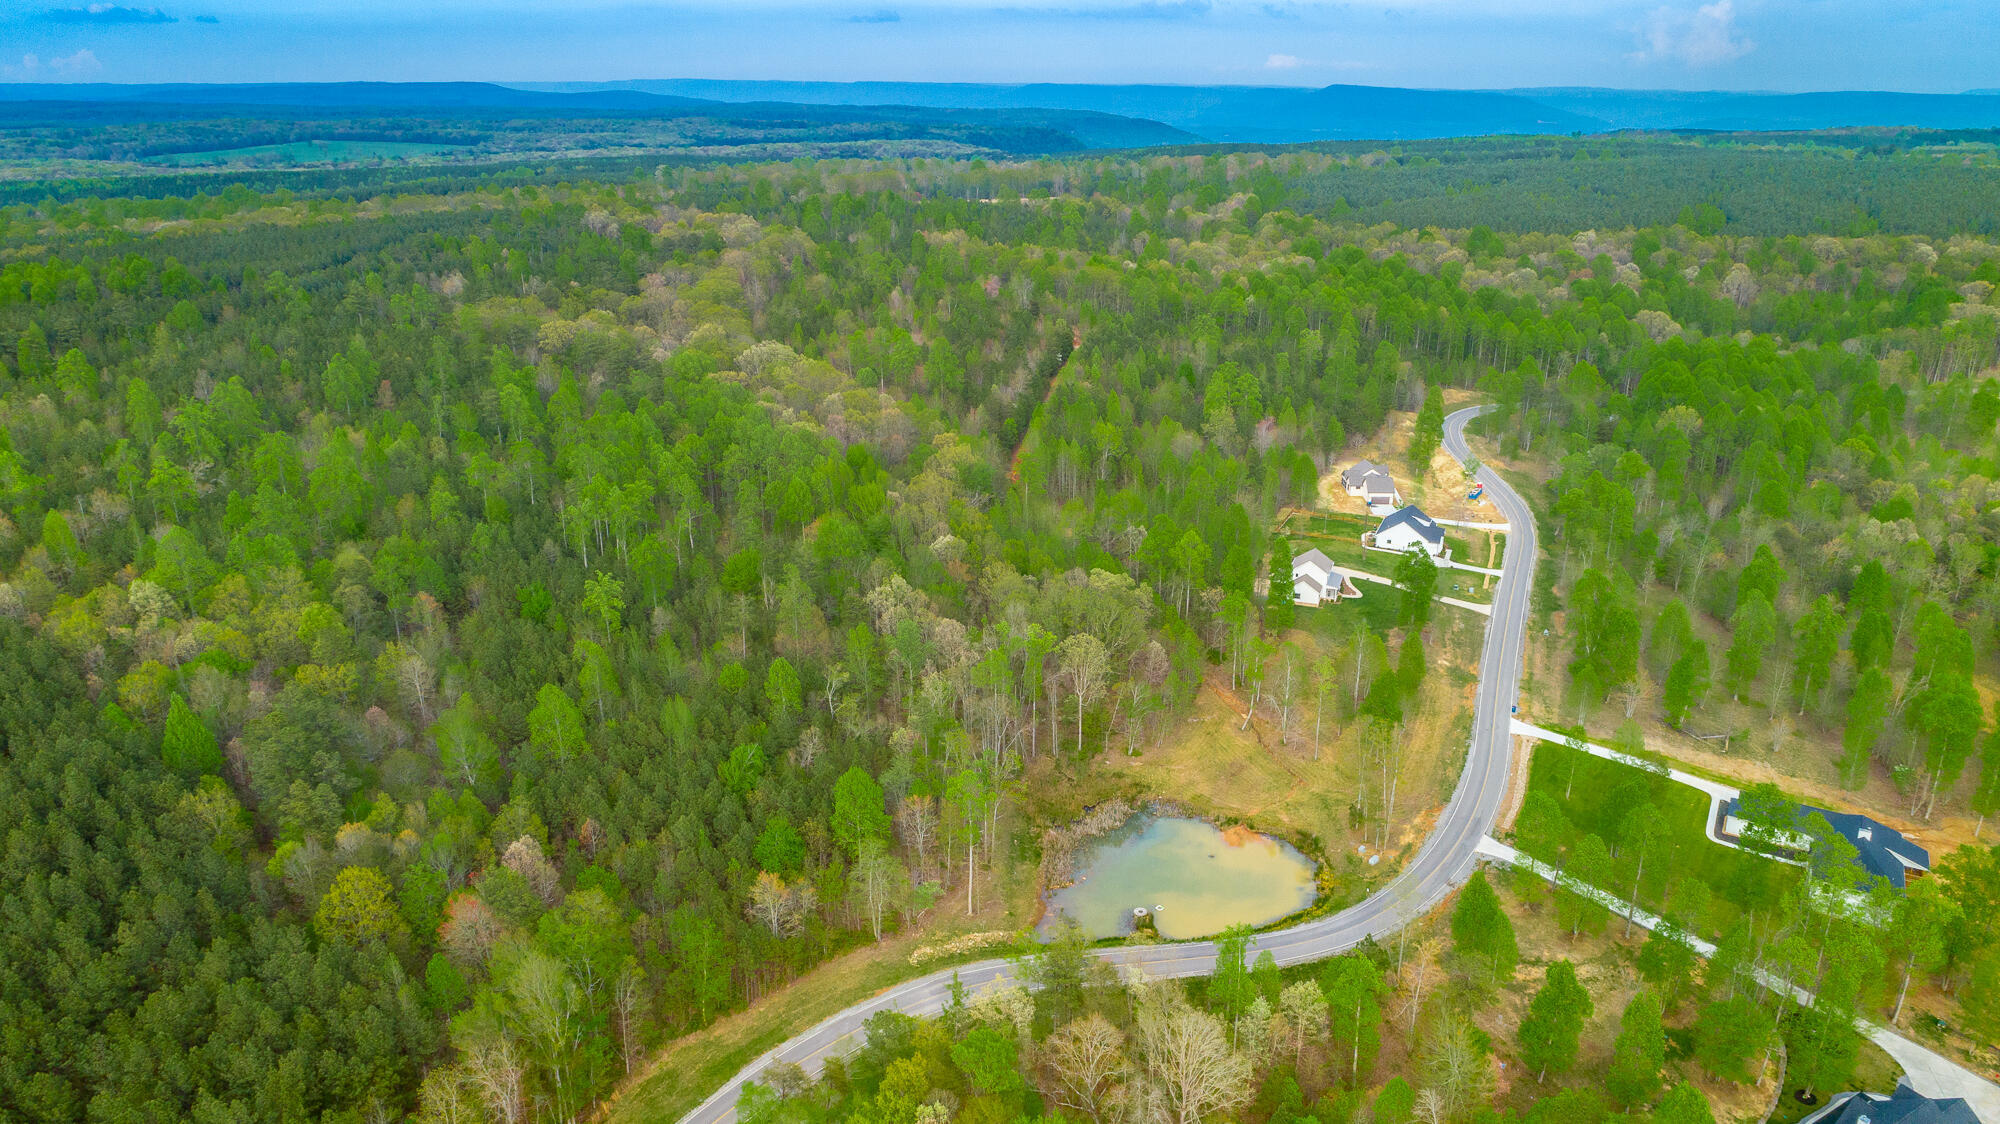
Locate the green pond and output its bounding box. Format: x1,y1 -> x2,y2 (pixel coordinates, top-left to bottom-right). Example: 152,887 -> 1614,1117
1038,813 -> 1318,941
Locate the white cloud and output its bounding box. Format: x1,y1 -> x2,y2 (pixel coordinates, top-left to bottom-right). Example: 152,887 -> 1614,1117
1632,0 -> 1754,67
49,48 -> 105,76
7,49 -> 105,79
3,53 -> 51,80
1264,52 -> 1299,68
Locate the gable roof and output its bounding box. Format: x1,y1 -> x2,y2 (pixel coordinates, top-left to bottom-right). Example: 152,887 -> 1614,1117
1358,470 -> 1397,496
1375,504 -> 1444,545
1804,1081 -> 1978,1124
1723,797 -> 1932,889
1293,547 -> 1336,576
1342,460 -> 1388,486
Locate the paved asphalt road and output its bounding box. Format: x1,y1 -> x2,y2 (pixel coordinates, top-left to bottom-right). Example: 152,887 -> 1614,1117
678,404 -> 1535,1124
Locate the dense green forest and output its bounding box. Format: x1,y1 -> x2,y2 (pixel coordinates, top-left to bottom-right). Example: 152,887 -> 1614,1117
3,142 -> 2000,1124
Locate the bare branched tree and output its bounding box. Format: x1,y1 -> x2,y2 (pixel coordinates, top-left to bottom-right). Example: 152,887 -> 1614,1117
1042,1013 -> 1129,1122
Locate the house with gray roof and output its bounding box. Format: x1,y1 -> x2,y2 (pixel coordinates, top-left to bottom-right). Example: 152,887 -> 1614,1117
1371,505 -> 1446,557
1340,460 -> 1402,514
1799,1079 -> 1978,1124
1292,547 -> 1362,607
1720,797 -> 1931,890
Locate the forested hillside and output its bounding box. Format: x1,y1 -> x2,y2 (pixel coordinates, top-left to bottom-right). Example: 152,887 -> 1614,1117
3,143 -> 2000,1123
0,84 -> 1194,174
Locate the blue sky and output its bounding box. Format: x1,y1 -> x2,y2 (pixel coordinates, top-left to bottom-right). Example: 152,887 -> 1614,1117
0,1 -> 1994,92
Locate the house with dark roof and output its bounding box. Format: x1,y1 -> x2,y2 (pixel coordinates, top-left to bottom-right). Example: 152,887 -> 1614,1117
1340,460 -> 1401,514
1799,1079 -> 1979,1124
1720,796 -> 1931,889
1370,505 -> 1446,557
1292,547 -> 1362,607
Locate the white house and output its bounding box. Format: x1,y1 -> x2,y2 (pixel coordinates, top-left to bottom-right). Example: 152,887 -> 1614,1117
1292,547 -> 1362,607
1371,505 -> 1446,557
1339,460 -> 1401,514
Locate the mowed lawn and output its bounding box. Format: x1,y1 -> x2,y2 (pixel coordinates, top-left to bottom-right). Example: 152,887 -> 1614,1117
1517,740 -> 1800,939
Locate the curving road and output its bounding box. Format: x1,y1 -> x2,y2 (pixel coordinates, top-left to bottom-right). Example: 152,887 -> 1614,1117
676,405 -> 1535,1124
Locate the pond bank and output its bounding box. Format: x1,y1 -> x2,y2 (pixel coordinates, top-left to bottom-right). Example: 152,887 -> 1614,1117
1037,810 -> 1319,941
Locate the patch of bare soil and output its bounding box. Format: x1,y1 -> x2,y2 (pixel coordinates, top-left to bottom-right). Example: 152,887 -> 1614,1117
1220,824 -> 1261,847
1496,733 -> 1535,835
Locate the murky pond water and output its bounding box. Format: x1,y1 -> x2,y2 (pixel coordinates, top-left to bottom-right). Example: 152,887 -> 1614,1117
1038,813 -> 1318,941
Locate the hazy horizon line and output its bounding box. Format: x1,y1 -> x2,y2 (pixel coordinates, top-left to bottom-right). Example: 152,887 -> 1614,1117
1,77 -> 1996,97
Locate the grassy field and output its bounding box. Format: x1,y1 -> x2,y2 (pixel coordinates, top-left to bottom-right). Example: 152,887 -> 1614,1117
1282,529 -> 1377,574
1296,511 -> 1378,537
1517,739 -> 1801,939
1434,569 -> 1496,605
1443,528 -> 1506,569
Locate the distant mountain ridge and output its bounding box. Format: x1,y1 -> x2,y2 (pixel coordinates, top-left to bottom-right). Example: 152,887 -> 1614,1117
3,80 -> 1997,151
0,81 -> 1197,154
522,79 -> 2000,142
513,80 -> 1597,142
0,82 -> 715,112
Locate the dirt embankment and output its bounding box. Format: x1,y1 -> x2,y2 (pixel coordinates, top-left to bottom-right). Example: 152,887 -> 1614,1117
1036,798 -> 1134,892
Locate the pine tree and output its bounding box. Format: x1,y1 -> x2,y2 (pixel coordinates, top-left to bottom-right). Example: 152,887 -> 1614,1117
1449,870 -> 1518,985
1606,988 -> 1667,1108
1320,954 -> 1385,1088
1723,591 -> 1776,700
1974,705 -> 2000,838
1265,538 -> 1296,634
1209,924 -> 1257,1022
1654,1082 -> 1717,1124
1791,595 -> 1842,713
1840,667 -> 1892,789
1693,994 -> 1767,1081
1408,384 -> 1444,474
162,693 -> 222,777
1663,643 -> 1710,727
1556,834 -> 1613,937
1516,958 -> 1592,1082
